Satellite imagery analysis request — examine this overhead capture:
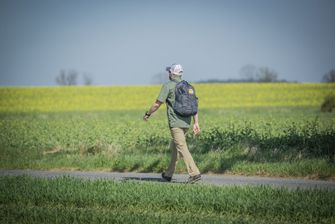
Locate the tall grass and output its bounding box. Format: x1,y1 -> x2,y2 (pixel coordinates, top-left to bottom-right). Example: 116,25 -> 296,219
1,107 -> 334,178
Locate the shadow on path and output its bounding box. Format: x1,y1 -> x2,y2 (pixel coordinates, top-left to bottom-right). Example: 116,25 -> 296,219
122,177 -> 184,184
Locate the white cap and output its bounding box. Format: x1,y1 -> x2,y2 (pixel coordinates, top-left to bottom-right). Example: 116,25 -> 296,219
166,64 -> 183,75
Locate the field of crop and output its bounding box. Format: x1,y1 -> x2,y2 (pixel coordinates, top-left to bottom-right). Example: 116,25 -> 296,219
0,83 -> 333,112
1,83 -> 335,223
1,176 -> 334,224
0,83 -> 335,179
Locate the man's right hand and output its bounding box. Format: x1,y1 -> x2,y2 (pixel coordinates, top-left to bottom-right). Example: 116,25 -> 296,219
143,111 -> 151,121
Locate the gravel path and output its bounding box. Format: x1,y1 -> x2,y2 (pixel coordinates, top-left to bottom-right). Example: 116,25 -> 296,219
1,169 -> 334,189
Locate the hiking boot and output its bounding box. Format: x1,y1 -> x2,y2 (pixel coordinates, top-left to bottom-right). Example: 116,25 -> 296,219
187,174 -> 201,184
161,172 -> 172,182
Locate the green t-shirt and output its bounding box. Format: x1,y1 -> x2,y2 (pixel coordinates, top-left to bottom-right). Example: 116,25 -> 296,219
157,77 -> 192,128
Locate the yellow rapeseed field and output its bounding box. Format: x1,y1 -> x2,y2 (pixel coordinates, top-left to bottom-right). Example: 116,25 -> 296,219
0,83 -> 334,112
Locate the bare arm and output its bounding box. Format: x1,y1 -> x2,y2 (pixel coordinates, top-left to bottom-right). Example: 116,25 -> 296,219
143,100 -> 162,121
192,113 -> 200,135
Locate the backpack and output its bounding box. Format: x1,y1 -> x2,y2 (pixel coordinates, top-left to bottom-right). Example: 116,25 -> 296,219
173,80 -> 198,117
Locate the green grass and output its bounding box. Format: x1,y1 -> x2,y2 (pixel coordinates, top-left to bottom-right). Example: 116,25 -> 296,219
0,176 -> 334,224
1,107 -> 334,179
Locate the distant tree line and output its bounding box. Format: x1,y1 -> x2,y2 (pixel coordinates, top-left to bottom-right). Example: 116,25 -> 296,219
56,69 -> 93,86
196,65 -> 293,84
322,70 -> 335,83
195,65 -> 335,84
195,78 -> 293,84
57,67 -> 335,86
151,72 -> 169,84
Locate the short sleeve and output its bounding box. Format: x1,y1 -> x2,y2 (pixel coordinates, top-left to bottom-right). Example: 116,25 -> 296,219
157,83 -> 169,103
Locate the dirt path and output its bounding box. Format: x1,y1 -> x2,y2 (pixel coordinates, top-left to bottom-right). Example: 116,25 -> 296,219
1,169 -> 334,189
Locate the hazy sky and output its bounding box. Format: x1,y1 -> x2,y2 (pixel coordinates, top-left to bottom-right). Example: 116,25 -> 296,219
0,0 -> 335,86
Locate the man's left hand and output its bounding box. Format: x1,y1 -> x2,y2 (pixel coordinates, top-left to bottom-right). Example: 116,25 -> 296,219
193,123 -> 201,135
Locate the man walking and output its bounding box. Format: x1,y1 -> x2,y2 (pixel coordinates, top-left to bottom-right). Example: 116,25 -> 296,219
143,63 -> 201,183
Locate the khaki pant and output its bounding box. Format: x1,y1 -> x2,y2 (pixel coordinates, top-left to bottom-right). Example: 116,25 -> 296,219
165,127 -> 200,177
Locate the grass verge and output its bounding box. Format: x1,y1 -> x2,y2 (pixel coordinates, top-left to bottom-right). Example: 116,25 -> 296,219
0,176 -> 334,224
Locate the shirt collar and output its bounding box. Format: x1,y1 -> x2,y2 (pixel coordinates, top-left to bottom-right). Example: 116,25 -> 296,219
171,76 -> 182,82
